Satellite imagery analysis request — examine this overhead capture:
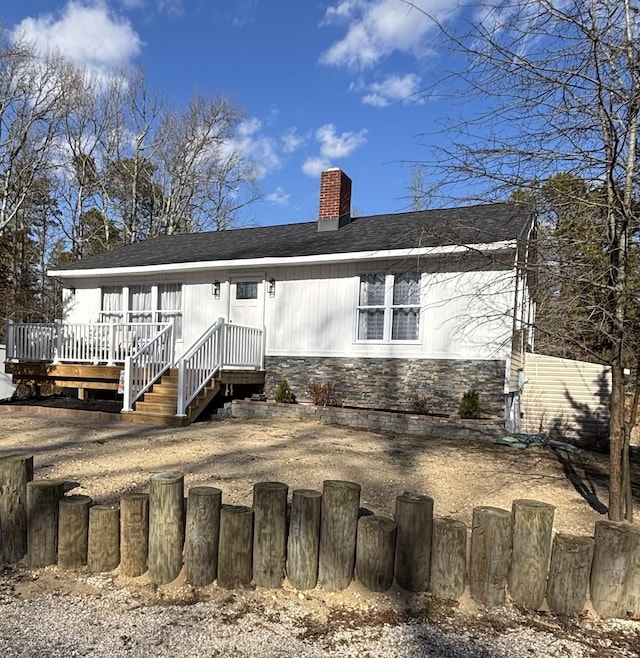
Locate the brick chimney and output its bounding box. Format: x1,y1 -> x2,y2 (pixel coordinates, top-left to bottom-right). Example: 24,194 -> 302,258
318,168 -> 352,231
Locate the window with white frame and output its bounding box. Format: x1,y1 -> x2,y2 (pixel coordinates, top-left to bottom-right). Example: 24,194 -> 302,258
100,283 -> 183,339
357,271 -> 421,342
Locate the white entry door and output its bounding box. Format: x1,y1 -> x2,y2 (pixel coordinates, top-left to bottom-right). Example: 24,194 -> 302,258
229,277 -> 264,327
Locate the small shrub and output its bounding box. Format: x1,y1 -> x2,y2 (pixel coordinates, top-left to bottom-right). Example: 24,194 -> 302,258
409,394 -> 431,414
307,381 -> 338,407
459,388 -> 481,419
274,378 -> 296,404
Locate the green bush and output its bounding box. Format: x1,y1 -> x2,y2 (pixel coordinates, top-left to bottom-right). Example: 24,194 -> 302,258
274,378 -> 296,404
459,388 -> 481,419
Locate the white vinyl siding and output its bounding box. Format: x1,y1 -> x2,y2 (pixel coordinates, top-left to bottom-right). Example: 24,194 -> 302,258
357,272 -> 420,342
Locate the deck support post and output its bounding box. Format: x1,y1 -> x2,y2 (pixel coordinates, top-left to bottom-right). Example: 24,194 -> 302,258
53,319 -> 63,364
6,320 -> 14,360
122,356 -> 133,412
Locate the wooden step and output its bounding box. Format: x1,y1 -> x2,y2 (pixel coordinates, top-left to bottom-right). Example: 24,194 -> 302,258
121,410 -> 188,427
150,383 -> 178,395
143,391 -> 178,404
134,400 -> 178,415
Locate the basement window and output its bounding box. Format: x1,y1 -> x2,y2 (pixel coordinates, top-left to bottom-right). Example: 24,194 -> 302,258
356,272 -> 421,342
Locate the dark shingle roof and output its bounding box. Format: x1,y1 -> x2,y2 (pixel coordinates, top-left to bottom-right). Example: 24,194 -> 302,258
55,202 -> 532,272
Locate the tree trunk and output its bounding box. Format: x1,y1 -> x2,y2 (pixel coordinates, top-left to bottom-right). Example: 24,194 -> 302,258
609,365 -> 626,521
217,505 -> 253,589
0,453 -> 34,564
546,533 -> 594,616
355,515 -> 396,592
590,520 -> 640,618
287,489 -> 322,591
393,493 -> 434,593
469,506 -> 512,607
27,480 -> 65,568
317,480 -> 361,592
508,499 -> 555,610
184,486 -> 222,587
252,482 -> 288,588
430,517 -> 467,601
58,495 -> 92,569
120,493 -> 150,577
148,472 -> 184,585
88,504 -> 120,573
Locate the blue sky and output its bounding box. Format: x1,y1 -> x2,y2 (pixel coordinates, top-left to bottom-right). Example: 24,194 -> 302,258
1,1 -> 462,227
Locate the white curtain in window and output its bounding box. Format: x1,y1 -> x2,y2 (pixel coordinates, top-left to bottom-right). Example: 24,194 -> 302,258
393,272 -> 420,305
129,285 -> 152,322
101,287 -> 123,322
158,284 -> 183,338
359,273 -> 386,305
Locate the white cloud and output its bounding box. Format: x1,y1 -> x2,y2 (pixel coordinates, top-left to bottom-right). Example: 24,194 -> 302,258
265,186 -> 290,206
303,157 -> 332,177
361,73 -> 423,106
316,124 -> 367,159
281,129 -> 306,154
320,0 -> 454,69
234,118 -> 281,178
13,2 -> 141,75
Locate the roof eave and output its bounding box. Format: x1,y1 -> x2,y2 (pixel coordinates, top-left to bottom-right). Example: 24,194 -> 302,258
47,240 -> 517,280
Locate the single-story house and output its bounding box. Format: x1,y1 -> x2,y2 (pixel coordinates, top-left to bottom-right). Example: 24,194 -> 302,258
5,169 -> 535,426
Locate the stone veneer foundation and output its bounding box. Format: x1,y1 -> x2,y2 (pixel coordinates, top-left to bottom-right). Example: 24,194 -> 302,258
264,356 -> 506,417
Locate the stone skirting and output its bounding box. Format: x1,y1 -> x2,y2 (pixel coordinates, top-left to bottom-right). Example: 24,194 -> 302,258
264,356 -> 506,417
231,400 -> 505,441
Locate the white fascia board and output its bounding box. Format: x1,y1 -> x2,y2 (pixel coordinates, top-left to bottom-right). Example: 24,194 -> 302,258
48,240 -> 516,279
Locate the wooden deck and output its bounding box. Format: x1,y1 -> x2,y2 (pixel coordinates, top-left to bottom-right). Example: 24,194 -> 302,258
5,361 -> 265,425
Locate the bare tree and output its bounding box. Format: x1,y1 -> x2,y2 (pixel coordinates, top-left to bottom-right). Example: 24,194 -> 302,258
0,30 -> 67,236
154,94 -> 260,234
406,0 -> 640,520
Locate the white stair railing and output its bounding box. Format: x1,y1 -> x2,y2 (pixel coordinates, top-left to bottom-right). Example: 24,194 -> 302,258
123,324 -> 175,412
176,319 -> 265,417
176,318 -> 224,417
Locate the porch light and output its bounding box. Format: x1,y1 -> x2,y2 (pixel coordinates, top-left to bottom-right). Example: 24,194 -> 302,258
212,281 -> 220,299
268,277 -> 276,297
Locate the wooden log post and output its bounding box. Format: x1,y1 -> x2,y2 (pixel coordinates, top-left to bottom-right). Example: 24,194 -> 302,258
355,515 -> 397,592
27,479 -> 65,568
148,472 -> 184,585
318,480 -> 361,591
508,499 -> 555,610
469,506 -> 512,607
184,486 -> 222,587
120,493 -> 150,577
253,481 -> 288,588
217,505 -> 254,589
590,520 -> 640,618
0,453 -> 34,563
58,495 -> 92,569
287,489 -> 322,590
88,504 -> 120,572
546,533 -> 594,616
394,493 -> 434,592
430,517 -> 467,600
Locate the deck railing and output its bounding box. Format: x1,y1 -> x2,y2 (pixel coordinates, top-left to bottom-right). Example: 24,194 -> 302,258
176,318 -> 264,417
122,323 -> 175,411
5,320 -> 170,365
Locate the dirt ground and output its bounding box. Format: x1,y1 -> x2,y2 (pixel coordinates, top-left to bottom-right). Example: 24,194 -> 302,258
0,407 -> 635,537
1,407 -> 640,657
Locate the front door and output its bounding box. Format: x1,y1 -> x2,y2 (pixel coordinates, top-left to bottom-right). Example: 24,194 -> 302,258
229,277 -> 264,327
